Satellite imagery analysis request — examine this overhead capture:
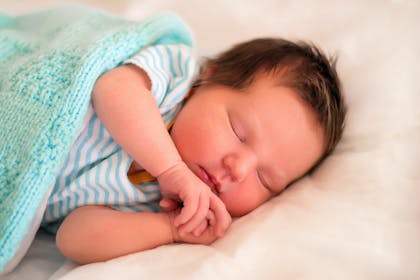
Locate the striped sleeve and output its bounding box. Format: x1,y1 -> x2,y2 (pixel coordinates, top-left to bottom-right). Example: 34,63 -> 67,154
125,44 -> 198,112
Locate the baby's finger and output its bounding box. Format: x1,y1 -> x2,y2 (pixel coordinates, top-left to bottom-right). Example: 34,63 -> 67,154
177,192 -> 209,234
174,192 -> 199,227
207,210 -> 216,227
159,198 -> 179,212
192,219 -> 208,237
210,195 -> 231,237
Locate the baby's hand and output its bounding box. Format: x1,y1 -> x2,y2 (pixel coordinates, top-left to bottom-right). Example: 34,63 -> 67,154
167,211 -> 220,245
157,162 -> 231,237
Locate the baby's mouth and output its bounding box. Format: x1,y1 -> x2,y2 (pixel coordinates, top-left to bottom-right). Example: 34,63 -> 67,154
198,165 -> 221,195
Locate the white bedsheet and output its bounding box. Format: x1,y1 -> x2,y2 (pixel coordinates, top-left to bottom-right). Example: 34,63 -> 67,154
2,1 -> 419,279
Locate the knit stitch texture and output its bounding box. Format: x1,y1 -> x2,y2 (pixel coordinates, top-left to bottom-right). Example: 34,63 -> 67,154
0,6 -> 193,273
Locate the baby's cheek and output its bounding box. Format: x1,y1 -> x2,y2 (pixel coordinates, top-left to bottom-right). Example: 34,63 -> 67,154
220,192 -> 258,217
221,184 -> 271,217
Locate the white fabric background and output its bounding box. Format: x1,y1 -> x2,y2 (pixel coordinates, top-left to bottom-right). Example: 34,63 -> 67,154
2,1 -> 419,279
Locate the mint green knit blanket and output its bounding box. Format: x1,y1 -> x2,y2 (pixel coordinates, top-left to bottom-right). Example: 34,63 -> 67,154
0,6 -> 193,273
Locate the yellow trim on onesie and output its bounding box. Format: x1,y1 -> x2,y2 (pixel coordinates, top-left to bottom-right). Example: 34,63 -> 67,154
127,120 -> 176,185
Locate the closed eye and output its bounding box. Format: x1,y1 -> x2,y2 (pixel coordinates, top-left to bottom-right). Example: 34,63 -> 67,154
257,170 -> 274,193
228,112 -> 245,142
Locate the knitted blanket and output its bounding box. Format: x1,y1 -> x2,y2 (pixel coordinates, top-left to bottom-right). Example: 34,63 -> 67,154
0,6 -> 193,273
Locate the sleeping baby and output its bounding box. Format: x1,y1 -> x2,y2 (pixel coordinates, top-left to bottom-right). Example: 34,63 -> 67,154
24,14 -> 347,264
41,37 -> 346,264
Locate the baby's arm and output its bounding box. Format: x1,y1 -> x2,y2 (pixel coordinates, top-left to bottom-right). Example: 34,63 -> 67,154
56,205 -> 173,264
92,64 -> 230,236
92,64 -> 181,180
56,205 -> 219,264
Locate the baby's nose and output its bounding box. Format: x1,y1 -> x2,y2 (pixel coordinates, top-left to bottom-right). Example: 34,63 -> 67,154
222,150 -> 257,184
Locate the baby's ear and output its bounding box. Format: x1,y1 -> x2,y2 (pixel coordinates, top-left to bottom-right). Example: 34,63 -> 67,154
202,66 -> 216,79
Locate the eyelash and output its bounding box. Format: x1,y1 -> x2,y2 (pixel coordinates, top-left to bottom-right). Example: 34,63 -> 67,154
229,116 -> 245,142
257,171 -> 267,188
258,171 -> 274,193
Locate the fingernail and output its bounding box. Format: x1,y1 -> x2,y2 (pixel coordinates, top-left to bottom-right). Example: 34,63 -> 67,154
160,200 -> 170,207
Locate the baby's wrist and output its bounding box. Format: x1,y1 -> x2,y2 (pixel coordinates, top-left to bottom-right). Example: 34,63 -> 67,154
156,161 -> 188,179
166,212 -> 180,243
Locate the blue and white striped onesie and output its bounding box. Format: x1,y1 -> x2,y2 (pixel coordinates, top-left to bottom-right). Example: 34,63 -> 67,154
42,44 -> 197,232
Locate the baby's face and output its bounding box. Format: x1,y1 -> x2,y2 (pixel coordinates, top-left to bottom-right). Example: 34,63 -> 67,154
170,74 -> 325,216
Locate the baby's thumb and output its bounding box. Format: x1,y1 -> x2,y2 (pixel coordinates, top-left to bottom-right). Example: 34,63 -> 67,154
159,198 -> 179,212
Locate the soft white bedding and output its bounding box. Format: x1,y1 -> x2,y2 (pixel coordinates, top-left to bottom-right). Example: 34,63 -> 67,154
2,1 -> 419,279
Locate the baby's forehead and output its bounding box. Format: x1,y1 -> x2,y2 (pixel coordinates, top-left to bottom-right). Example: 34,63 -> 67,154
241,68 -> 293,90
250,81 -> 323,141
251,71 -> 323,123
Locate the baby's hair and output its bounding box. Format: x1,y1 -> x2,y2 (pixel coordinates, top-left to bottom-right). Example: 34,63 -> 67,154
194,38 -> 346,158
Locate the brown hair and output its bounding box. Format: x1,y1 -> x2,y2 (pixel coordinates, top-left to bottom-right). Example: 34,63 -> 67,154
194,38 -> 346,158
